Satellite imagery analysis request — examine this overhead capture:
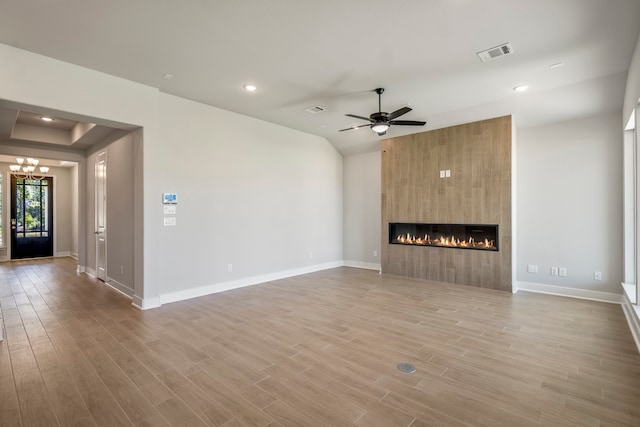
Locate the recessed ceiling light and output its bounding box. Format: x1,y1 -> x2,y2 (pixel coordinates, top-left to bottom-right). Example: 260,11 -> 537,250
162,73 -> 174,80
243,84 -> 257,92
513,85 -> 529,92
40,116 -> 55,122
549,62 -> 565,69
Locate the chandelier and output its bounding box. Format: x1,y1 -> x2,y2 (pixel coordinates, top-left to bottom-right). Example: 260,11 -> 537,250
9,157 -> 50,180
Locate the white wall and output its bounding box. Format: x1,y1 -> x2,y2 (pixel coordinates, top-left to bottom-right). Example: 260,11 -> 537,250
517,113 -> 622,294
53,166 -> 73,256
156,93 -> 343,300
105,134 -> 135,290
85,134 -> 135,294
343,150 -> 381,270
624,33 -> 640,125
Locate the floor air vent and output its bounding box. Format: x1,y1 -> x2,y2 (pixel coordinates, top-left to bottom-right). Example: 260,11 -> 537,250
476,42 -> 513,62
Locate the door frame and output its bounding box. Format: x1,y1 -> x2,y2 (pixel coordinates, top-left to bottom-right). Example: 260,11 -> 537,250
0,122 -> 145,307
95,151 -> 107,281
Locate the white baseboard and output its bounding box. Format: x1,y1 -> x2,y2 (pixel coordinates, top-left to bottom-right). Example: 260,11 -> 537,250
132,294 -> 161,310
343,260 -> 381,271
105,277 -> 134,298
622,282 -> 637,303
70,252 -> 79,260
159,261 -> 343,305
82,266 -> 97,278
621,291 -> 640,354
515,281 -> 622,304
55,251 -> 71,258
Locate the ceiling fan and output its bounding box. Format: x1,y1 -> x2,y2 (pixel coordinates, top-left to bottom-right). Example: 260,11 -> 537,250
339,88 -> 426,136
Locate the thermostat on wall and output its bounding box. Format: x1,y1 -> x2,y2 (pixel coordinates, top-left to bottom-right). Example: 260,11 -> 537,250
163,193 -> 177,204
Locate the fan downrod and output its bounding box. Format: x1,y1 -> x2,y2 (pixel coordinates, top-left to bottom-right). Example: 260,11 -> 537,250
374,88 -> 385,114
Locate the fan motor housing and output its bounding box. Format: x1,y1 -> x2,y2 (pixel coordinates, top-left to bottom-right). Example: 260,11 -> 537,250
370,112 -> 389,121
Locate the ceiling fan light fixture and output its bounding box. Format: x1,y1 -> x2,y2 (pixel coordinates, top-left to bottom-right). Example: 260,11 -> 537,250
371,122 -> 389,134
339,88 -> 426,136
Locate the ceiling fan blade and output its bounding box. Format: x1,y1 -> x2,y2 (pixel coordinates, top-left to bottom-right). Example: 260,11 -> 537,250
345,114 -> 373,122
389,120 -> 426,126
339,123 -> 371,132
388,106 -> 412,120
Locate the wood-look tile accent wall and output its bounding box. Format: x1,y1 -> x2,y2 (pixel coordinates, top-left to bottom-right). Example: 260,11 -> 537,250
381,116 -> 512,291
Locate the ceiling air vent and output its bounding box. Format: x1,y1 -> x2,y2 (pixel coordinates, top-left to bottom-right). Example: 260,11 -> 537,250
476,43 -> 513,62
304,106 -> 326,114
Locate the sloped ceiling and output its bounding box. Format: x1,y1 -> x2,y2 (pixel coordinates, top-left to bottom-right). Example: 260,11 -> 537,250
0,0 -> 639,155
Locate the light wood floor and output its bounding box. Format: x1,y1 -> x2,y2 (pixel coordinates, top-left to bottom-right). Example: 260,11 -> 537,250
1,258 -> 639,426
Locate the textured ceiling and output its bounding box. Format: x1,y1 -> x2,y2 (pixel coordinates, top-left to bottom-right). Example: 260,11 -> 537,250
0,0 -> 639,155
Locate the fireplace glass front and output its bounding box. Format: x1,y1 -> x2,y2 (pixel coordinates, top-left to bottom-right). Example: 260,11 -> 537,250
389,223 -> 499,251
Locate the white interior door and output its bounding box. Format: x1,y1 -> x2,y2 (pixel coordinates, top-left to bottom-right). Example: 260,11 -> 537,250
95,151 -> 107,281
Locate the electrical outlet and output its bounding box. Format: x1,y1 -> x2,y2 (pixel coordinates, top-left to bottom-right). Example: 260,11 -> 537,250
550,267 -> 559,276
120,266 -> 124,275
373,250 -> 378,257
309,252 -> 313,259
559,267 -> 567,277
594,271 -> 602,281
227,264 -> 233,272
527,264 -> 538,273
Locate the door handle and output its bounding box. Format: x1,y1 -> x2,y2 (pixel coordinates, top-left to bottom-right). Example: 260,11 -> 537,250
94,231 -> 100,235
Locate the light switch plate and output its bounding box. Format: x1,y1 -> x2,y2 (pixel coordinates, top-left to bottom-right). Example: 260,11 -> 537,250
163,217 -> 176,226
163,205 -> 177,215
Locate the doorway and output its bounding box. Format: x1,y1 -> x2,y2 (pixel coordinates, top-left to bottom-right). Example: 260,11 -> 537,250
95,151 -> 107,281
10,176 -> 54,259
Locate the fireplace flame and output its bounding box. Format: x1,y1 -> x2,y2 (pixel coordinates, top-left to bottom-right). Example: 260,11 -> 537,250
395,233 -> 496,250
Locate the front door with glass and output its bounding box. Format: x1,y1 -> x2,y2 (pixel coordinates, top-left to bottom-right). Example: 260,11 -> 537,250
10,176 -> 54,259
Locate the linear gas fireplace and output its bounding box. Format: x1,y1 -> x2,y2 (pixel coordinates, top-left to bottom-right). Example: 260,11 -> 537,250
389,223 -> 499,251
